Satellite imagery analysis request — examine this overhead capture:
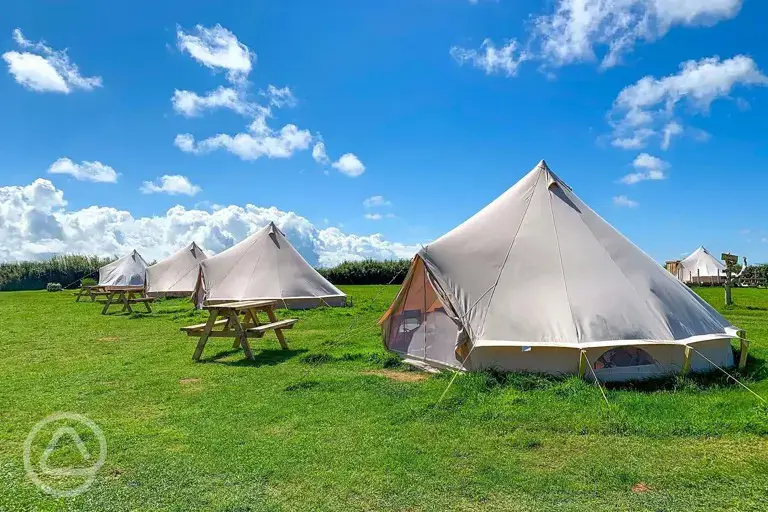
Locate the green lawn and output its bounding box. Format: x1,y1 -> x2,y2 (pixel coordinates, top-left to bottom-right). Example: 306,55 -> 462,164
1,286 -> 768,511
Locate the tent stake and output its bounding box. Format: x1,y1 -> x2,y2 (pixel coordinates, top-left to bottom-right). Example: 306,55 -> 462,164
681,346 -> 692,376
738,330 -> 749,370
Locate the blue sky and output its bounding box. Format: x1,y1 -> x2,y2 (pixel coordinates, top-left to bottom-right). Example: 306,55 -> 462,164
1,0 -> 767,265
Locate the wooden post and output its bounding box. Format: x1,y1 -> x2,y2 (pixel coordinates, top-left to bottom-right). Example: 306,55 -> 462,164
681,346 -> 692,376
738,330 -> 749,370
578,350 -> 587,379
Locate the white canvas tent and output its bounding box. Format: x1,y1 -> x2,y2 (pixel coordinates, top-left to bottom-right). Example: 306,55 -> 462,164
98,250 -> 148,287
380,161 -> 738,381
193,222 -> 346,309
678,246 -> 727,285
145,242 -> 208,297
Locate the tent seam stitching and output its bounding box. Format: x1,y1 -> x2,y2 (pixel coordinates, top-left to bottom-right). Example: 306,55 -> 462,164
476,169 -> 542,340
547,185 -> 581,343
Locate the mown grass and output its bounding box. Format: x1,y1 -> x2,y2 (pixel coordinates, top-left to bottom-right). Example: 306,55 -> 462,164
1,286 -> 767,511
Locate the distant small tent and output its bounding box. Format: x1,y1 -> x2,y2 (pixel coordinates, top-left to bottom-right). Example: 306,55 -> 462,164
98,250 -> 148,287
146,242 -> 208,297
193,222 -> 346,309
679,247 -> 727,285
379,160 -> 737,381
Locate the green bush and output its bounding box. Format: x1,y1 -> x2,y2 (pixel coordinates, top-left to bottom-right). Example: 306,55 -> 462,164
46,283 -> 63,292
0,255 -> 113,292
81,277 -> 98,288
318,259 -> 410,285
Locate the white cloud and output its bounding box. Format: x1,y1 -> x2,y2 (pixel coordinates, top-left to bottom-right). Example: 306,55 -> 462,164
140,175 -> 202,196
364,213 -> 383,221
363,195 -> 391,208
262,85 -> 297,108
172,86 -> 253,117
534,0 -> 743,69
176,24 -> 254,83
2,29 -> 102,93
312,142 -> 330,165
619,153 -> 669,184
48,158 -> 118,183
661,121 -> 683,150
0,179 -> 419,266
450,39 -> 529,77
611,128 -> 656,149
613,195 -> 639,208
332,153 -> 366,177
610,55 -> 768,149
175,123 -> 312,161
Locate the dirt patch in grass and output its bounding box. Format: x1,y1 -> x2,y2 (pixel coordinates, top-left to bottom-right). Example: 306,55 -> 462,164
362,369 -> 429,383
179,378 -> 201,385
631,482 -> 651,493
97,336 -> 121,342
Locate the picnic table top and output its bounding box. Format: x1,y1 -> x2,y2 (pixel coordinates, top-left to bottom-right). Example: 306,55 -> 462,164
202,299 -> 278,310
102,285 -> 146,291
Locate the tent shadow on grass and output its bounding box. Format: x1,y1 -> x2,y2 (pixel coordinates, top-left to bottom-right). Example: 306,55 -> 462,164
200,347 -> 307,367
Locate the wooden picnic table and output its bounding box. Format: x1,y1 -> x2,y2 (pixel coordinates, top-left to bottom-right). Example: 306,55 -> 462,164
100,286 -> 155,315
74,285 -> 111,302
181,300 -> 297,361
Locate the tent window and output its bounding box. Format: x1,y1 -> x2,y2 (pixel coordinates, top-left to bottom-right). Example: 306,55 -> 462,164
594,347 -> 655,369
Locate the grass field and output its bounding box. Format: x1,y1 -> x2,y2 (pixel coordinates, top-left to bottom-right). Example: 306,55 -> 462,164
1,286 -> 768,511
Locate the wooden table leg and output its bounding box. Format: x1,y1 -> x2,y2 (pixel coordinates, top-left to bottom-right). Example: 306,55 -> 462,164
265,307 -> 289,350
121,292 -> 133,314
101,292 -> 114,315
228,310 -> 253,360
75,289 -> 84,302
193,309 -> 219,361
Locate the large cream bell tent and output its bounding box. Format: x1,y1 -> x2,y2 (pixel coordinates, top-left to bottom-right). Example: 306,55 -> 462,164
145,242 -> 208,297
193,222 -> 346,309
98,250 -> 148,287
678,246 -> 727,285
379,161 -> 739,381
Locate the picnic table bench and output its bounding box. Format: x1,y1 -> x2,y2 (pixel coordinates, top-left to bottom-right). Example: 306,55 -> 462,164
181,300 -> 297,361
74,285 -> 111,302
100,286 -> 155,315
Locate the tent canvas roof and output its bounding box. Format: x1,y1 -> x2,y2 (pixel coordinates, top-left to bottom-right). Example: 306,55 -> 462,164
393,160 -> 733,350
146,242 -> 208,296
98,250 -> 148,287
680,246 -> 726,279
194,222 -> 346,308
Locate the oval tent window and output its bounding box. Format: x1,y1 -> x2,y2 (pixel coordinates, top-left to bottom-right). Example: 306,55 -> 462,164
594,347 -> 655,369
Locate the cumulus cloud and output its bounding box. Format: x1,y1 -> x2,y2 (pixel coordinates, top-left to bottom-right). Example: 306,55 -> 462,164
172,86 -> 253,117
661,121 -> 684,150
450,39 -> 529,77
48,158 -> 118,183
2,28 -> 102,93
140,175 -> 202,196
610,55 -> 768,149
613,195 -> 639,208
363,195 -> 391,208
175,123 -> 312,161
332,153 -> 366,177
619,153 -> 669,184
0,179 -> 419,266
262,85 -> 297,108
534,0 -> 743,69
176,24 -> 254,83
312,142 -> 330,165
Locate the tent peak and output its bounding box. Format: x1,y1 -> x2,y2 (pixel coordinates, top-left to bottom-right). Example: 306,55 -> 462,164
536,159 -> 550,170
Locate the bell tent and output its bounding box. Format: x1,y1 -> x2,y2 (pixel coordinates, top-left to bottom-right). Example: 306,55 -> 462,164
193,222 -> 346,309
145,242 -> 208,297
98,250 -> 148,287
379,160 -> 738,381
678,246 -> 727,285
